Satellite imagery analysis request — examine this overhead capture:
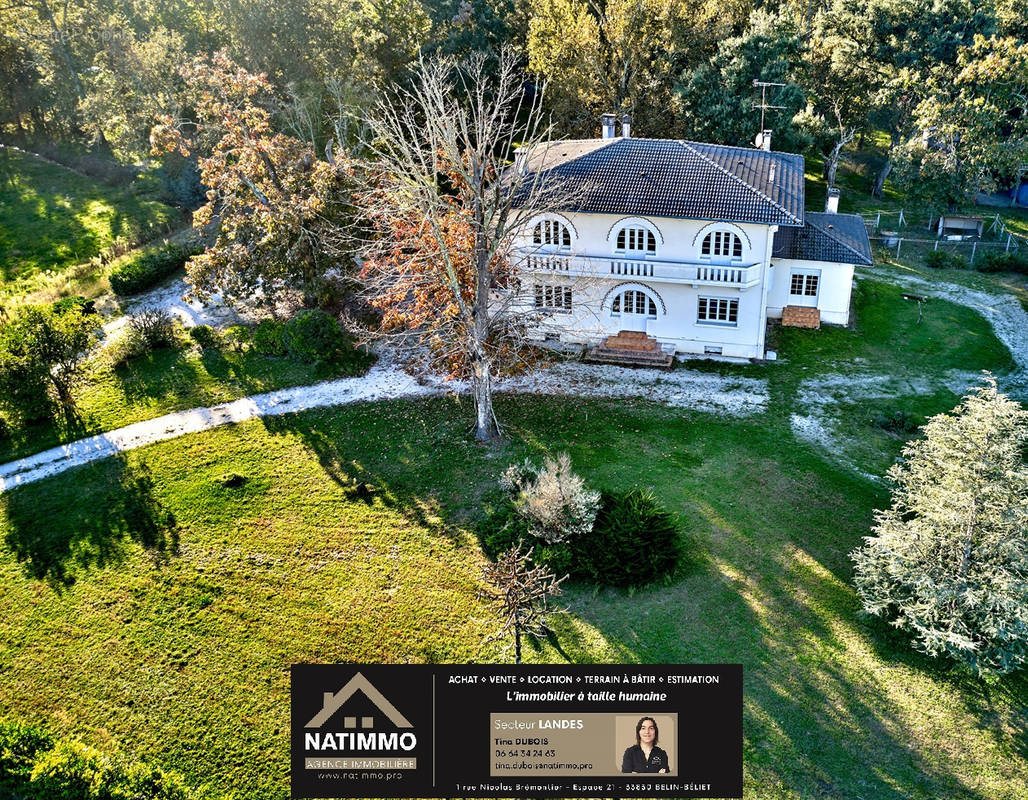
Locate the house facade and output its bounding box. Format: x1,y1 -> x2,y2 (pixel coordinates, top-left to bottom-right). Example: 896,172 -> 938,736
513,120 -> 873,360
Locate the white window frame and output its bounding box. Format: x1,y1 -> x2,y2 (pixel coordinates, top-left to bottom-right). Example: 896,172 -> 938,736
614,226 -> 657,256
700,230 -> 744,264
697,296 -> 739,326
611,288 -> 658,318
789,270 -> 821,298
609,218 -> 662,257
530,216 -> 573,251
534,284 -> 573,313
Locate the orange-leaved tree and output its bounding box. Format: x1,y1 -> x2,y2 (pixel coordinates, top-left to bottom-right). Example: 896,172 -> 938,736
151,51 -> 361,310
360,48 -> 573,441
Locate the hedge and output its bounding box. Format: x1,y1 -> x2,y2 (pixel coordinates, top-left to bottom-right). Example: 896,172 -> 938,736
109,242 -> 201,296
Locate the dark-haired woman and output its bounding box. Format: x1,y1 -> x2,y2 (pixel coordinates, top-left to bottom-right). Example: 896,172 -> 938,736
621,717 -> 669,773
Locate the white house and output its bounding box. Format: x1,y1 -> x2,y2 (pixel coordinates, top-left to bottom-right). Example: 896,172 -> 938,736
512,117 -> 873,364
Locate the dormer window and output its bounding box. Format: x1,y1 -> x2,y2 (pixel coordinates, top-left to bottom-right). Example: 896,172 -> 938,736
533,219 -> 571,248
615,226 -> 656,255
701,230 -> 743,260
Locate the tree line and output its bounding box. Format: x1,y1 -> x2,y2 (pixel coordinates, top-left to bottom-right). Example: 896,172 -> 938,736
2,0 -> 1026,211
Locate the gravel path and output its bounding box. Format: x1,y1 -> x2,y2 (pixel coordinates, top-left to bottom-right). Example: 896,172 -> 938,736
2,267 -> 1023,492
103,278 -> 248,337
0,357 -> 766,491
787,268 -> 1028,475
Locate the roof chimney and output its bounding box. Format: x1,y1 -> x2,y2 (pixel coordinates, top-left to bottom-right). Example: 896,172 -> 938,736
754,129 -> 772,151
621,114 -> 631,138
601,113 -> 617,140
513,147 -> 527,175
825,187 -> 840,213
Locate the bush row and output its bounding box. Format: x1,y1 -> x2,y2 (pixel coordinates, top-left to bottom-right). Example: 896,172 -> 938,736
0,720 -> 192,800
109,242 -> 201,296
480,488 -> 683,588
923,248 -> 1028,273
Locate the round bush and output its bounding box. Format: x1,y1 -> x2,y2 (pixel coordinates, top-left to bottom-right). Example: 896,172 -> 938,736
188,324 -> 220,349
479,490 -> 682,587
252,319 -> 287,356
923,250 -> 967,270
283,309 -> 347,364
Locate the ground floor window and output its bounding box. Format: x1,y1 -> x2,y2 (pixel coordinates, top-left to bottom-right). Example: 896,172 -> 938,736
612,289 -> 657,317
535,284 -> 572,313
697,296 -> 739,325
789,272 -> 820,297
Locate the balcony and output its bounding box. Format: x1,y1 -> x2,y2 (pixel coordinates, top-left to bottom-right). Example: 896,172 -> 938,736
516,250 -> 762,289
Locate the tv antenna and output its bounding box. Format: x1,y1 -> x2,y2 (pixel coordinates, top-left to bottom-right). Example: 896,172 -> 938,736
752,79 -> 787,131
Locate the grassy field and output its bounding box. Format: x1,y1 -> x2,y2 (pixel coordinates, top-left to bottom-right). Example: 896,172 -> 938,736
0,270 -> 1024,799
2,394 -> 1026,800
0,147 -> 180,302
0,334 -> 375,463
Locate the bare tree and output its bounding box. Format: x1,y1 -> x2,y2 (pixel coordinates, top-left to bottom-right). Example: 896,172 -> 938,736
481,542 -> 567,664
358,47 -> 581,441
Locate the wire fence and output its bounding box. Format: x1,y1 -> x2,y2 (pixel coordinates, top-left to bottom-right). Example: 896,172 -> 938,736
859,209 -> 1028,265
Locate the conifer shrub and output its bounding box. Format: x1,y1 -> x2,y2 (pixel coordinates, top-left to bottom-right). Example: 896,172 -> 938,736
283,309 -> 347,364
0,721 -> 191,800
851,377 -> 1028,675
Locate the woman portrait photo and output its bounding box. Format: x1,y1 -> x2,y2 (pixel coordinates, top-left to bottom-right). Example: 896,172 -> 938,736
621,716 -> 670,774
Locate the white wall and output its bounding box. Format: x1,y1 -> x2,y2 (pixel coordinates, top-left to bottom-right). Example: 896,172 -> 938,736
765,259 -> 855,326
519,212 -> 774,358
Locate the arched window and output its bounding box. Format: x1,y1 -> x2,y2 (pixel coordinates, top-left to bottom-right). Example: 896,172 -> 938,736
611,289 -> 657,317
701,230 -> 743,260
533,219 -> 571,248
615,226 -> 657,255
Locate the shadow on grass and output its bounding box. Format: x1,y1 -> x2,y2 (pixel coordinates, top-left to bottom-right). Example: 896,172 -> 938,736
112,345 -> 205,405
1,453 -> 179,588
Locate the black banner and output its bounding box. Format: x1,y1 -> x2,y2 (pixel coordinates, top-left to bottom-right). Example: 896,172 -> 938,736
291,664 -> 742,798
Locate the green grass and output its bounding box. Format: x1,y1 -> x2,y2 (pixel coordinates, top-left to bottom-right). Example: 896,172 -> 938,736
0,148 -> 180,299
772,279 -> 1015,379
0,335 -> 374,463
1,395 -> 1026,800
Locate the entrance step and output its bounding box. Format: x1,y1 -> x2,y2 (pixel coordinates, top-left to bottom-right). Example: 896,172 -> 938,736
583,332 -> 674,370
781,305 -> 821,329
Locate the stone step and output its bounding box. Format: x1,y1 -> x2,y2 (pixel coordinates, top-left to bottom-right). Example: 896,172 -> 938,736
583,349 -> 675,370
781,305 -> 821,329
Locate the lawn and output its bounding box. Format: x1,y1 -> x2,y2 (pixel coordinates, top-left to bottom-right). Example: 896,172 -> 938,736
0,172 -> 1024,798
0,148 -> 181,301
0,334 -> 375,464
2,395 -> 1026,800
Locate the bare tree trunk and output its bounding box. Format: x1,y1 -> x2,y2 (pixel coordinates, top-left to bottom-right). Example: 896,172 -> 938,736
872,159 -> 892,198
471,355 -> 498,441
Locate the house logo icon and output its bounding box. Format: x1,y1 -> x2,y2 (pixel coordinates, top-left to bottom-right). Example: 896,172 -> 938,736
306,671 -> 414,730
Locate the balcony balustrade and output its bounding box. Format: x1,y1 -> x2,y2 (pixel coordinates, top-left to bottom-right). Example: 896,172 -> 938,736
517,250 -> 762,289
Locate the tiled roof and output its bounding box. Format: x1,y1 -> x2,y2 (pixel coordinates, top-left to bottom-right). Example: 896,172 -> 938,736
772,212 -> 873,265
518,137 -> 806,227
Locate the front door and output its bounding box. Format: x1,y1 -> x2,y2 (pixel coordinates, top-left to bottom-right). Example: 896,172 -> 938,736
612,289 -> 657,332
